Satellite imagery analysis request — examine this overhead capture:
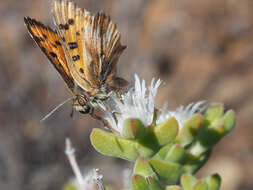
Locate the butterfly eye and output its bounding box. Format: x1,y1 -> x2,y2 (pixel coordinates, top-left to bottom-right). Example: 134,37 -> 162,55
77,95 -> 86,106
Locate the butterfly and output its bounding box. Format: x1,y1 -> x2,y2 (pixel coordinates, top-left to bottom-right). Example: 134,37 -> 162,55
24,0 -> 128,119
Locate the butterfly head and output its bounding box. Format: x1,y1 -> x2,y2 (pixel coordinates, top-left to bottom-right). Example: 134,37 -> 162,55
73,95 -> 92,114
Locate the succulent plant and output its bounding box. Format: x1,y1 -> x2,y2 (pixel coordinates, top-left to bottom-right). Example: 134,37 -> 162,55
64,75 -> 235,190
91,103 -> 235,185
89,75 -> 235,190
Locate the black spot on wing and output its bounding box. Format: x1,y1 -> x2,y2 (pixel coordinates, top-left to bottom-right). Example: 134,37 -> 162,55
64,24 -> 69,30
55,41 -> 61,46
41,47 -> 46,53
49,52 -> 57,58
59,23 -> 69,30
76,31 -> 80,36
33,36 -> 44,42
68,19 -> 74,25
72,55 -> 80,61
24,17 -> 57,34
79,68 -> 84,73
68,42 -> 78,49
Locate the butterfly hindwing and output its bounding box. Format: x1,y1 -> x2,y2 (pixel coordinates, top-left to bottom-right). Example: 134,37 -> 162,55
24,17 -> 75,92
83,12 -> 128,89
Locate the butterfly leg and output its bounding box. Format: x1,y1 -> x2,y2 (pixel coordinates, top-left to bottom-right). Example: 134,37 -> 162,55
90,110 -> 120,135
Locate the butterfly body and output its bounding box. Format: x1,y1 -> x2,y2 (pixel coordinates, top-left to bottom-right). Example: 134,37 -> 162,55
24,0 -> 128,115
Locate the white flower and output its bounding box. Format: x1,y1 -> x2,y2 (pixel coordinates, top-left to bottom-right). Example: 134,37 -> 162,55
82,169 -> 104,190
103,74 -> 207,133
157,101 -> 206,129
65,138 -> 104,190
103,74 -> 162,134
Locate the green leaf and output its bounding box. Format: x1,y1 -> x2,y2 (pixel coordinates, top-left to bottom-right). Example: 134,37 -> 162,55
147,176 -> 164,190
181,174 -> 197,190
182,150 -> 211,174
122,118 -> 146,139
193,181 -> 208,190
131,174 -> 149,190
154,117 -> 179,146
91,129 -> 157,161
136,129 -> 160,157
165,144 -> 185,164
134,157 -> 154,177
222,110 -> 236,133
165,185 -> 182,190
155,144 -> 173,160
205,174 -> 221,190
176,114 -> 203,147
90,128 -> 139,161
149,157 -> 182,184
194,109 -> 235,153
204,104 -> 224,122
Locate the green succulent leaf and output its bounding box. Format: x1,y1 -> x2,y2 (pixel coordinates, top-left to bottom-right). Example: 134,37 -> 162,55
133,157 -> 155,177
90,128 -> 139,161
131,174 -> 149,190
155,144 -> 173,160
154,117 -> 179,146
165,144 -> 185,164
204,104 -> 224,122
192,108 -> 235,155
176,114 -> 203,147
91,129 -> 157,161
136,129 -> 159,158
183,150 -> 211,174
146,176 -> 164,190
165,185 -> 182,190
123,118 -> 146,139
205,174 -> 221,190
222,110 -> 236,134
149,157 -> 182,184
181,174 -> 197,190
193,181 -> 208,190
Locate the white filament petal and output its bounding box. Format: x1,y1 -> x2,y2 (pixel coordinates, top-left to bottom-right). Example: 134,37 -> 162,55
157,101 -> 206,129
103,74 -> 162,134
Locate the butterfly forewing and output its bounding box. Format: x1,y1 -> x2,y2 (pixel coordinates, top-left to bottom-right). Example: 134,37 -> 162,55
52,0 -> 127,96
24,17 -> 75,92
52,0 -> 95,94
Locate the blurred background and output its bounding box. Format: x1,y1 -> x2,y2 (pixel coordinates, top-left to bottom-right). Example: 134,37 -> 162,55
0,0 -> 252,189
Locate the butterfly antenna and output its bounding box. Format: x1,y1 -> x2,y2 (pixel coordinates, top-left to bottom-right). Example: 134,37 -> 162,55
40,97 -> 74,122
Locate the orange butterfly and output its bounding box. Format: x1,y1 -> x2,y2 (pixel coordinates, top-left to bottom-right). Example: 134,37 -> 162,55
24,0 -> 128,118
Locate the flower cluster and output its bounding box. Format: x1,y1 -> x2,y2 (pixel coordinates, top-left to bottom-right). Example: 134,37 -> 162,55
103,74 -> 206,134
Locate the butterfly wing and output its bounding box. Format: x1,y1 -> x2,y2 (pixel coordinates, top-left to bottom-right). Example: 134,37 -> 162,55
83,12 -> 128,89
24,17 -> 75,92
52,0 -> 95,95
52,0 -> 127,96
